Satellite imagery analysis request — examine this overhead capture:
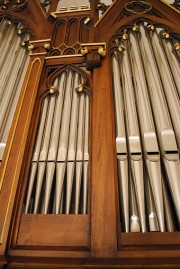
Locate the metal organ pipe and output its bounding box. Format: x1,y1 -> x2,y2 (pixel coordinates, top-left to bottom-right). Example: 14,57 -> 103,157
139,24 -> 180,226
24,70 -> 90,215
121,40 -> 147,232
112,52 -> 129,232
112,22 -> 180,232
161,33 -> 180,97
149,28 -> 180,148
0,18 -> 30,163
129,32 -> 164,232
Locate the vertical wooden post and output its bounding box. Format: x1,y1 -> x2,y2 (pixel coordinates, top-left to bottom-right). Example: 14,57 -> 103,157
91,56 -> 118,258
0,53 -> 46,259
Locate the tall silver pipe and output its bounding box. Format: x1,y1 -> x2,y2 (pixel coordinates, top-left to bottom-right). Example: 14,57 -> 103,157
0,32 -> 20,100
0,43 -> 27,134
57,70 -> 74,162
112,52 -> 129,232
67,73 -> 80,162
1,55 -> 29,144
0,52 -> 29,160
0,18 -> 8,41
0,24 -> 16,66
150,28 -> 180,148
83,95 -> 90,214
39,79 -> 57,161
129,31 -> 165,232
139,24 -> 180,225
75,93 -> 85,214
33,80 -> 57,213
121,41 -> 146,232
48,73 -> 66,161
162,37 -> 180,96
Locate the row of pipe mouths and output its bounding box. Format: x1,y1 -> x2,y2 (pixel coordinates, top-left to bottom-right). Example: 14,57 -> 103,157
112,22 -> 180,232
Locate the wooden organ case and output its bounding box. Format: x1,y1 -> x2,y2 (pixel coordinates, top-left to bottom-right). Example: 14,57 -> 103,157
0,0 -> 180,268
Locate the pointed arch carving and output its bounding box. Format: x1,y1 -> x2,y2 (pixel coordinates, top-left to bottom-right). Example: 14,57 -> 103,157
95,0 -> 180,42
39,64 -> 92,98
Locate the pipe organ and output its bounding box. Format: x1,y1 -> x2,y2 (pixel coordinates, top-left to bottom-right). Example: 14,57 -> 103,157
0,17 -> 30,164
0,1 -> 180,268
112,22 -> 180,233
24,69 -> 90,215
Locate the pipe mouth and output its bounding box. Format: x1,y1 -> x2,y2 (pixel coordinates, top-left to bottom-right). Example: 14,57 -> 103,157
130,215 -> 140,232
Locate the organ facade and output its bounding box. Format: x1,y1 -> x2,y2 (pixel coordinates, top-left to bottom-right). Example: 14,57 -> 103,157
0,0 -> 179,268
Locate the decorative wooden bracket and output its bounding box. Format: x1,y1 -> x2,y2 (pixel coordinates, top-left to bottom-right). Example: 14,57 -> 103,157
80,43 -> 106,71
28,39 -> 52,55
0,0 -> 27,12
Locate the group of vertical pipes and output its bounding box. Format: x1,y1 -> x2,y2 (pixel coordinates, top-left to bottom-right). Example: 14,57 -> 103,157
24,71 -> 89,215
112,22 -> 180,232
0,18 -> 30,163
1,16 -> 179,232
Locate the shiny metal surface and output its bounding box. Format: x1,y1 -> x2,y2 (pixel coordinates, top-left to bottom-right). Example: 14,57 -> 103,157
24,70 -> 90,214
112,22 -> 180,232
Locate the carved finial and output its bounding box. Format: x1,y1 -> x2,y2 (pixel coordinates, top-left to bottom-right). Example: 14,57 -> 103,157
44,42 -> 51,50
98,46 -> 106,57
81,47 -> 89,56
28,44 -> 35,51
